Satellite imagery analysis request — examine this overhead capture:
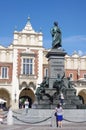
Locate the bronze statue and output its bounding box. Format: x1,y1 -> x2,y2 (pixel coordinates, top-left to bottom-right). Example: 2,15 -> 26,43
35,77 -> 49,101
53,73 -> 64,93
51,22 -> 62,49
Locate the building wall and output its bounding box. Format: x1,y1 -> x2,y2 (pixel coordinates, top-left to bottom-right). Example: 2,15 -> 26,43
65,52 -> 86,80
0,18 -> 44,109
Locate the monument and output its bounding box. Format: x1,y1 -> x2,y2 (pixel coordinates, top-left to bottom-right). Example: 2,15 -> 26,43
36,22 -> 82,109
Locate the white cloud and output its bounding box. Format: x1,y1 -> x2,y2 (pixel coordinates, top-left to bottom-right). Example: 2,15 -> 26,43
78,50 -> 83,56
63,35 -> 86,43
62,35 -> 86,55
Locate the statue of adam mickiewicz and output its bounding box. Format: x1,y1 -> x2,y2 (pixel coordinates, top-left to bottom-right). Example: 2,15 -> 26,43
51,22 -> 62,49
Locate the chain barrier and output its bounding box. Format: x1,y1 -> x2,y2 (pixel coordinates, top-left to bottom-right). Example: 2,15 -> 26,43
13,110 -> 86,124
63,118 -> 86,123
2,110 -> 86,124
13,115 -> 86,124
13,110 -> 22,115
13,115 -> 51,124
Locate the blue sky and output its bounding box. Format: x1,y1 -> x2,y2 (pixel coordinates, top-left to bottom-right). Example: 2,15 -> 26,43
0,0 -> 86,55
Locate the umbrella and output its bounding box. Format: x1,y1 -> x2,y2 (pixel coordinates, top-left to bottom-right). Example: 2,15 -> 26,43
0,98 -> 7,104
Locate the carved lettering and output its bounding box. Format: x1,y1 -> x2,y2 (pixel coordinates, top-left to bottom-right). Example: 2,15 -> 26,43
54,69 -> 62,71
53,61 -> 62,64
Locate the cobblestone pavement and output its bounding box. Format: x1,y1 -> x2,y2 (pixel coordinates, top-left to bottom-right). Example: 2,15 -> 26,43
0,123 -> 86,130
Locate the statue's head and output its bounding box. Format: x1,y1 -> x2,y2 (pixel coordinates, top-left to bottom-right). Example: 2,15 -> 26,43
57,73 -> 60,78
54,22 -> 58,26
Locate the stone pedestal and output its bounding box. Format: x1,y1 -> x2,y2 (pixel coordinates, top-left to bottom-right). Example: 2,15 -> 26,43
46,48 -> 66,88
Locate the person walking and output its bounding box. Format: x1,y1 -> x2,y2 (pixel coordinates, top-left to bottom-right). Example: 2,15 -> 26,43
59,92 -> 64,105
55,103 -> 63,128
24,99 -> 29,114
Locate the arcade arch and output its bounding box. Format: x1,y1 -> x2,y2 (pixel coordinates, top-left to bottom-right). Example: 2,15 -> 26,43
0,88 -> 10,108
19,87 -> 35,108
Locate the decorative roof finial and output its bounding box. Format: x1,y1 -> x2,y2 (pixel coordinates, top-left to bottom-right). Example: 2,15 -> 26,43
27,16 -> 30,23
14,25 -> 17,32
39,27 -> 42,32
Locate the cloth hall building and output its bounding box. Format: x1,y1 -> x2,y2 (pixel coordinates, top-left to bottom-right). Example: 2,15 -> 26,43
0,18 -> 86,109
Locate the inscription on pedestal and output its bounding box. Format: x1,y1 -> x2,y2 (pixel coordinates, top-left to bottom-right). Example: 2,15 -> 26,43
49,58 -> 64,79
46,49 -> 66,88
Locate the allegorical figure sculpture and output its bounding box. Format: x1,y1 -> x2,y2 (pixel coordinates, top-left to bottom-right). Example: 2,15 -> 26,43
35,77 -> 49,101
51,22 -> 62,49
53,73 -> 65,94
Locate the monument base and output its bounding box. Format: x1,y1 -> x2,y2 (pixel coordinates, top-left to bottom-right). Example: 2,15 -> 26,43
46,48 -> 66,89
36,48 -> 82,109
36,87 -> 82,109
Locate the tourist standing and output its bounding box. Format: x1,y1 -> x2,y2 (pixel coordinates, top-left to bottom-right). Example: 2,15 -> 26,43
59,92 -> 64,105
55,103 -> 63,128
24,99 -> 29,114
